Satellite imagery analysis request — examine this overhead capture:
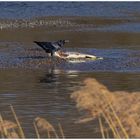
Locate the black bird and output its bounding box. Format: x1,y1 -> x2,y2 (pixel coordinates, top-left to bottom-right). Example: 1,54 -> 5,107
34,40 -> 69,57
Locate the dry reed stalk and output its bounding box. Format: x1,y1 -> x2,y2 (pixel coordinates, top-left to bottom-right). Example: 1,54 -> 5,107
10,105 -> 25,138
0,114 -> 8,138
91,91 -> 122,138
100,90 -> 129,138
88,83 -> 121,138
101,105 -> 122,138
75,117 -> 94,124
105,128 -> 109,138
71,78 -> 133,138
109,104 -> 129,138
33,121 -> 40,139
97,80 -> 129,138
90,81 -> 128,138
101,111 -> 119,138
58,123 -> 65,138
53,129 -> 59,138
47,130 -> 50,138
88,87 -> 121,138
102,94 -> 129,138
98,116 -> 105,138
35,117 -> 59,138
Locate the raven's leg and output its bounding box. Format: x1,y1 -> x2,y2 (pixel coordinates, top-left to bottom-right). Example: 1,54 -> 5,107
51,51 -> 54,61
51,51 -> 54,57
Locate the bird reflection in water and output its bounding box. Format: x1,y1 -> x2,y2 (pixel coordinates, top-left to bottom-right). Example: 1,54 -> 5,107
39,64 -> 61,83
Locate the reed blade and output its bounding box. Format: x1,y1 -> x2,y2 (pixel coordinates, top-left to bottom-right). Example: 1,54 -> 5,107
10,105 -> 25,138
58,123 -> 65,138
47,130 -> 50,138
0,114 -> 8,138
98,116 -> 105,138
33,121 -> 40,139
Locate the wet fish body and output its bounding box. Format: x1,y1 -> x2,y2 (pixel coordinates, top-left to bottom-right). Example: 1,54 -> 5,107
55,51 -> 103,63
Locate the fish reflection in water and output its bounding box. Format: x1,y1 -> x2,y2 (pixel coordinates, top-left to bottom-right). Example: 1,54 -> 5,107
39,63 -> 79,84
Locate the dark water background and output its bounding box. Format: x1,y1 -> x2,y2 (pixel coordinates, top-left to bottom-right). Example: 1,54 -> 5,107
0,2 -> 139,138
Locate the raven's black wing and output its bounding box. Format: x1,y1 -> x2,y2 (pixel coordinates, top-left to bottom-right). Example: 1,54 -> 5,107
34,41 -> 54,53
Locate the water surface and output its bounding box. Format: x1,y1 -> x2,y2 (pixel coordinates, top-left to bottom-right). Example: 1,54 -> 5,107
0,2 -> 139,138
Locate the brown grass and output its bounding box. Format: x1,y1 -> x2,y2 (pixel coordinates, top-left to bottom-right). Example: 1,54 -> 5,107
34,117 -> 59,138
71,78 -> 140,138
0,113 -> 19,138
0,106 -> 64,138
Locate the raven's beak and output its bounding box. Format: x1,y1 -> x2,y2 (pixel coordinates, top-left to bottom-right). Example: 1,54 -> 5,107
65,40 -> 69,43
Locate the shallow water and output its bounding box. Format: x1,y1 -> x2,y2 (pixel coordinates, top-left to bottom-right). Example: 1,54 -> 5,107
0,2 -> 140,138
0,2 -> 140,19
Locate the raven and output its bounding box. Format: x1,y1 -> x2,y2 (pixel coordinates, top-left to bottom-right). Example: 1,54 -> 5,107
34,40 -> 69,57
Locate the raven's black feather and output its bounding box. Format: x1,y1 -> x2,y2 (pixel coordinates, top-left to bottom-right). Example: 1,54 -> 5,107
34,40 -> 69,56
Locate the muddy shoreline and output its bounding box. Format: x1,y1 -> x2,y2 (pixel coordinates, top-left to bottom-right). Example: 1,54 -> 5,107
0,16 -> 140,48
0,16 -> 137,29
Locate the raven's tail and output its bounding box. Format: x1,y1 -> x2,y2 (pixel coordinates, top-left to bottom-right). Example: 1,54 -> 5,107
34,41 -> 47,52
34,41 -> 52,54
34,41 -> 44,48
34,41 -> 40,45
